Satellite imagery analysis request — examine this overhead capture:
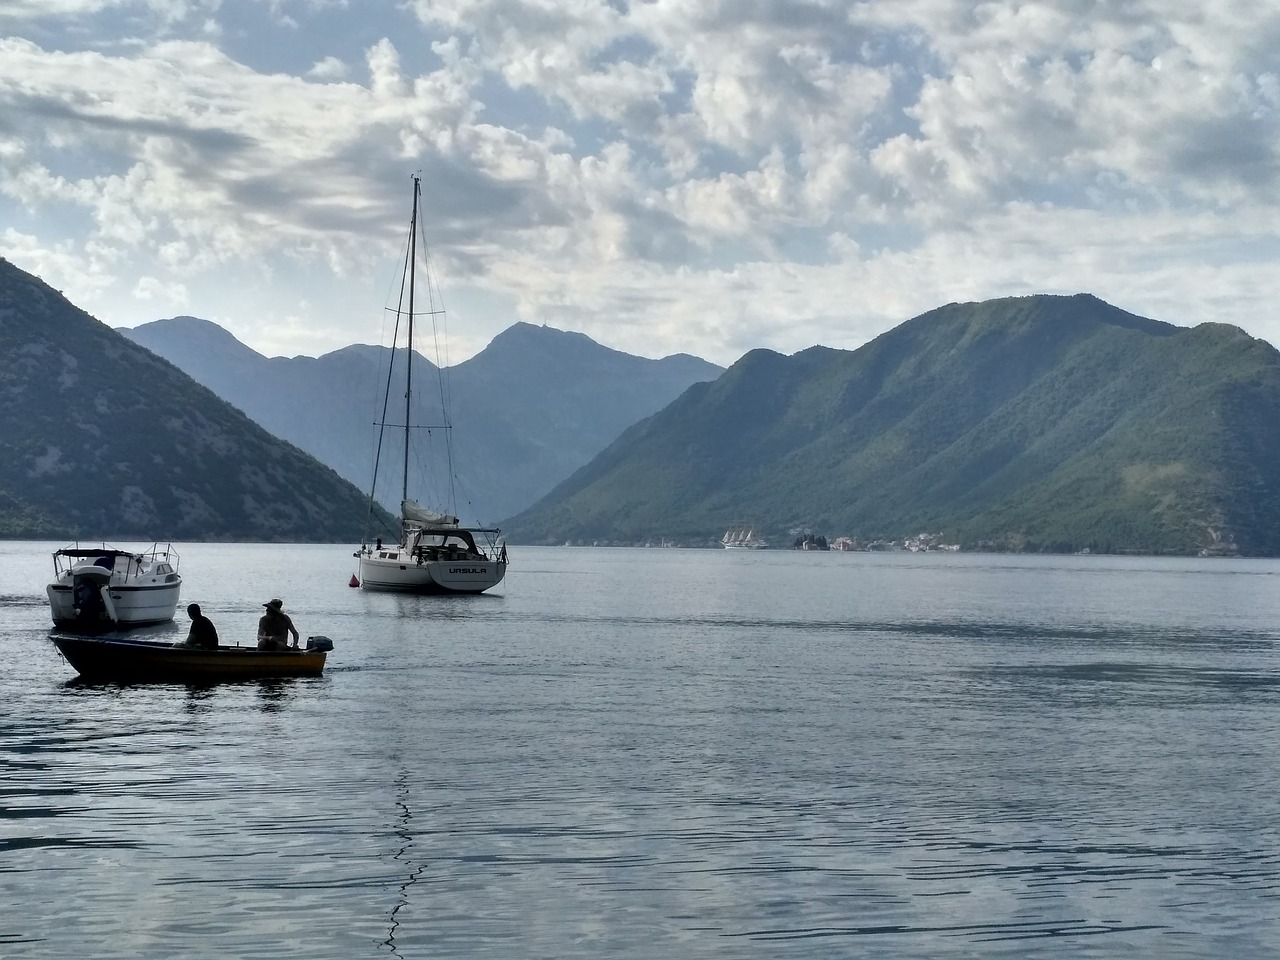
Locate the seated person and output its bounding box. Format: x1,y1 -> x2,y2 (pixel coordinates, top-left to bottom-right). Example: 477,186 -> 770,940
257,598 -> 300,651
176,602 -> 219,649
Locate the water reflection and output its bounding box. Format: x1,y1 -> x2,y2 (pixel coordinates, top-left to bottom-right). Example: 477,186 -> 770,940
58,675 -> 314,714
182,684 -> 216,716
6,546 -> 1280,958
380,590 -> 503,622
254,679 -> 295,713
383,769 -> 423,960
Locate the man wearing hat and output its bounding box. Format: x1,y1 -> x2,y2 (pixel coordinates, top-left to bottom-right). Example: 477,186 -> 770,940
257,598 -> 300,651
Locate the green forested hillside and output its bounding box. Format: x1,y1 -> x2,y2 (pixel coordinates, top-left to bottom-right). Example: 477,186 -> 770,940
0,258 -> 388,541
504,294 -> 1280,555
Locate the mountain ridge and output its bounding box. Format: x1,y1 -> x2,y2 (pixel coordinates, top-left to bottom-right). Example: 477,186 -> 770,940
124,316 -> 724,523
504,293 -> 1280,555
0,259 -> 388,541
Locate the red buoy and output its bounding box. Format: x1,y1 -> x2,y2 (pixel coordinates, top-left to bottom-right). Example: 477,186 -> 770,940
349,573 -> 360,588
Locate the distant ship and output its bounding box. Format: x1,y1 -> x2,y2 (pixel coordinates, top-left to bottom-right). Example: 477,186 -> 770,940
722,525 -> 768,549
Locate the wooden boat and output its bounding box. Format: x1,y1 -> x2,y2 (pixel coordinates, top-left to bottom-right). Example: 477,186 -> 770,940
50,634 -> 333,683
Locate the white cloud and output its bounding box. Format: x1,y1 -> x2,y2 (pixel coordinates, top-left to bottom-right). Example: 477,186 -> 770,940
132,274 -> 189,305
0,0 -> 1274,367
0,1 -> 126,16
308,55 -> 348,80
0,0 -> 221,25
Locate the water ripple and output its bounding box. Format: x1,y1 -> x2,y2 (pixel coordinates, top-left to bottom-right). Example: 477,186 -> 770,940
4,546 -> 1280,957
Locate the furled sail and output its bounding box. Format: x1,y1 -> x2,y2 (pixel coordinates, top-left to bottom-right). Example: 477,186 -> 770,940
401,499 -> 458,526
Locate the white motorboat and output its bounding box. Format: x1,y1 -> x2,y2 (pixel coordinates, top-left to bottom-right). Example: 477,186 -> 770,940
46,543 -> 182,630
353,176 -> 507,595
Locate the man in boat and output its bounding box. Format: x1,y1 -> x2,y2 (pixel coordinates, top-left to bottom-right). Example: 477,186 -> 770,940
257,598 -> 300,651
176,603 -> 219,649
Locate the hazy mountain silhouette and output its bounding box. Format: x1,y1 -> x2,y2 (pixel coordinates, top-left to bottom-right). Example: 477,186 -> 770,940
123,318 -> 722,523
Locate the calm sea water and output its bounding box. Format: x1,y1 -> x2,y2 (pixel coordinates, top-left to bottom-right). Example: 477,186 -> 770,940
4,542 -> 1280,958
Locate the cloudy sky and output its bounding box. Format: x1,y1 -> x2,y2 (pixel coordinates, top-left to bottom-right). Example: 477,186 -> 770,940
2,1 -> 1277,366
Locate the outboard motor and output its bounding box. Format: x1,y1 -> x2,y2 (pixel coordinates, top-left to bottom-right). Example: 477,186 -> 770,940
305,636 -> 334,652
70,563 -> 113,627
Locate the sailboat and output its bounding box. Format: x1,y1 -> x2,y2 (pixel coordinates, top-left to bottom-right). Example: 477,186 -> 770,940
354,176 -> 508,594
721,525 -> 768,549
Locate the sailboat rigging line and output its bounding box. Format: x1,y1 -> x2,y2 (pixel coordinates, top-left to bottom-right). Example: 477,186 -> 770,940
413,185 -> 461,514
402,177 -> 458,513
362,184 -> 417,542
403,177 -> 419,506
414,208 -> 460,519
379,307 -> 447,317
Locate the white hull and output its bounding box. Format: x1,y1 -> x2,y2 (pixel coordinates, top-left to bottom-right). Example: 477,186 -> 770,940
47,543 -> 182,630
358,549 -> 505,594
47,581 -> 183,627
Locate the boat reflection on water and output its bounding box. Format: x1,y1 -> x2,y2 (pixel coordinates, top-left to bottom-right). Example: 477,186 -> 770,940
62,672 -> 308,698
382,768 -> 421,960
254,679 -> 299,713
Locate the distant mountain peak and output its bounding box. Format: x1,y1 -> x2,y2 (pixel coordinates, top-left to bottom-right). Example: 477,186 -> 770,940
505,292 -> 1280,556
135,314 -> 230,333
111,313 -> 722,524
486,321 -> 610,357
486,321 -> 720,366
126,313 -> 271,361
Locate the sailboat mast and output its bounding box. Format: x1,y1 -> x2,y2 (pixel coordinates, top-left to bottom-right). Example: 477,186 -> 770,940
403,176 -> 420,504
